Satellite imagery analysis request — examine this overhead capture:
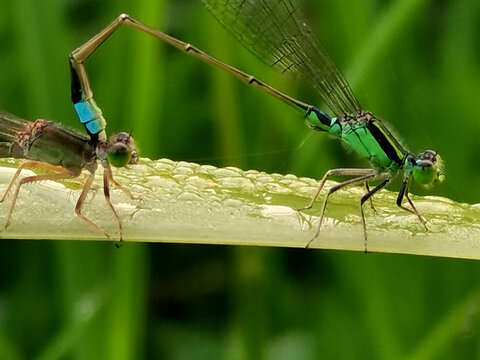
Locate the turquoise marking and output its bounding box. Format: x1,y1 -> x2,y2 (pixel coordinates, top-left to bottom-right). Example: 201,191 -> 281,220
306,109 -> 329,132
74,99 -> 106,135
74,102 -> 94,124
306,108 -> 342,136
328,118 -> 341,136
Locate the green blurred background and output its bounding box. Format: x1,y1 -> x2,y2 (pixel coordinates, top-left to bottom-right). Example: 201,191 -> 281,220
1,0 -> 480,358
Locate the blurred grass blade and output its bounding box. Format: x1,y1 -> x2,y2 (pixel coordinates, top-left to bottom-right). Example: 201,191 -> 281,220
406,291 -> 480,360
347,0 -> 434,88
35,288 -> 105,360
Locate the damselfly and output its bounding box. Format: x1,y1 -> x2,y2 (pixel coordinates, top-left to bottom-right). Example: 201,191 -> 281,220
72,10 -> 443,250
0,25 -> 139,240
203,0 -> 445,250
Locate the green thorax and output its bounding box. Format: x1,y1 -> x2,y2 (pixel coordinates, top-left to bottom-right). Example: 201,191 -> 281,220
307,109 -> 406,174
341,112 -> 406,174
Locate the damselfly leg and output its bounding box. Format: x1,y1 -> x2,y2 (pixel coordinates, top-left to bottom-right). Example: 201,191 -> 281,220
302,169 -> 390,251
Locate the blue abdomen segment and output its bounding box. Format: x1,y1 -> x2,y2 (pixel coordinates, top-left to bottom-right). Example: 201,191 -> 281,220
74,99 -> 106,136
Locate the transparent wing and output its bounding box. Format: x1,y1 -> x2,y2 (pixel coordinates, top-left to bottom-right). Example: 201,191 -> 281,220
203,0 -> 361,117
0,110 -> 30,142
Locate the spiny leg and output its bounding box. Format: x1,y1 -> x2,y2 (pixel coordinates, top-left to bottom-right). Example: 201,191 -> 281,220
0,161 -> 76,228
0,161 -> 111,237
405,193 -> 427,229
305,172 -> 378,249
74,170 -> 110,238
0,161 -> 68,203
365,182 -> 376,212
103,165 -> 124,242
298,168 -> 376,212
360,176 -> 390,253
106,170 -> 135,200
0,163 -> 29,203
396,178 -> 428,230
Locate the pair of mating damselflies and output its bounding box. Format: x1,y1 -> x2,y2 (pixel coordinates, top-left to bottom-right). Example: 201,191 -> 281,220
0,0 -> 444,249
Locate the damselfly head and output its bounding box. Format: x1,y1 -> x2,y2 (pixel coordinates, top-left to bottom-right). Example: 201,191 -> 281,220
106,132 -> 138,167
412,150 -> 444,186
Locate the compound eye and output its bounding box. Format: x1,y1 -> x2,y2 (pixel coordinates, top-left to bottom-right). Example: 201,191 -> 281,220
106,143 -> 132,168
418,150 -> 437,163
106,132 -> 138,167
413,160 -> 437,185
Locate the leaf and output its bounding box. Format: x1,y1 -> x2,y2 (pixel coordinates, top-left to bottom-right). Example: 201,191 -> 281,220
0,158 -> 477,259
